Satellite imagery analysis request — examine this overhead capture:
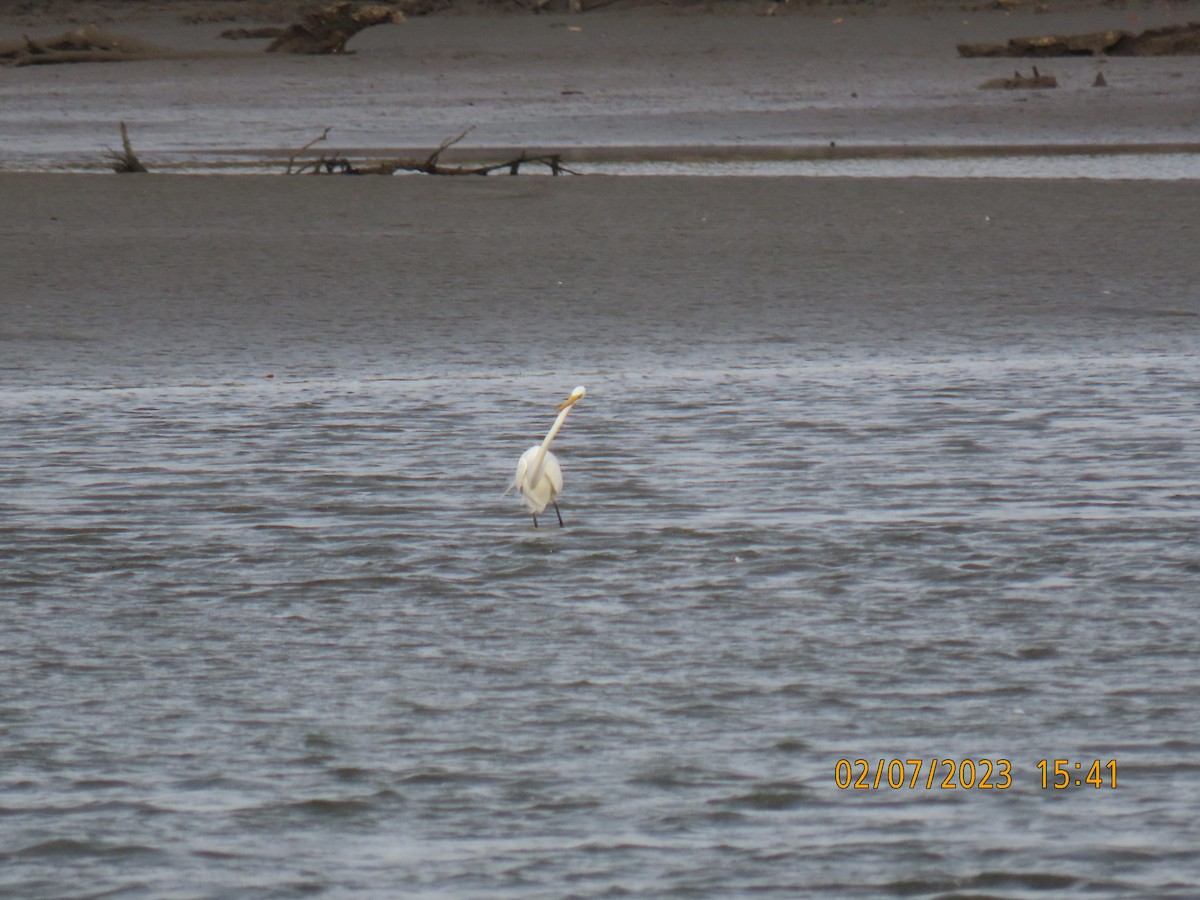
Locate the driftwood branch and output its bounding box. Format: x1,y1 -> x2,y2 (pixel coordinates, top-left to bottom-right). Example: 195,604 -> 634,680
105,121 -> 149,173
301,151 -> 577,177
265,2 -> 405,55
287,127 -> 579,176
427,125 -> 476,168
93,122 -> 576,178
287,127 -> 334,173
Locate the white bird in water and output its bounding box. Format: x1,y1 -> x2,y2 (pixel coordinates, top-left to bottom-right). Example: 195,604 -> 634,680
512,385 -> 586,527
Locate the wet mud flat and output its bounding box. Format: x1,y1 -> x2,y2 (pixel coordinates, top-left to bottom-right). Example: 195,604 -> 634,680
3,171 -> 1198,386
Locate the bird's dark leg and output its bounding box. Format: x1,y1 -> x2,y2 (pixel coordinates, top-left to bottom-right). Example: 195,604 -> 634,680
553,502 -> 563,527
532,513 -> 539,528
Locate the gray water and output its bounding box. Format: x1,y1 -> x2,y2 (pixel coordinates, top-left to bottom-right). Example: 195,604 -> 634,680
3,175 -> 1200,897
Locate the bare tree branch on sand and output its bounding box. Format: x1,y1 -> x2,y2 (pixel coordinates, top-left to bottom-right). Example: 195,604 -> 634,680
287,127 -> 579,176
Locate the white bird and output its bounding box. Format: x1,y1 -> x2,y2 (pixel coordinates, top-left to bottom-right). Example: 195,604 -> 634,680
512,385 -> 586,527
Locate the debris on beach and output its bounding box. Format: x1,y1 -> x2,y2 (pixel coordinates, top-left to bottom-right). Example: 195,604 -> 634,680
978,66 -> 1058,89
958,21 -> 1200,57
105,122 -> 149,174
287,126 -> 578,176
262,3 -> 405,55
96,122 -> 575,177
0,2 -> 405,65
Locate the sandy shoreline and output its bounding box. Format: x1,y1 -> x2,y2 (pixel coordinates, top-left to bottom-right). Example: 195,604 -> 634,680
3,1 -> 1200,172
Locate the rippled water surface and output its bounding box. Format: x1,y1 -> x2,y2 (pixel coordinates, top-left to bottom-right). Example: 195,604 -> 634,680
2,175 -> 1200,897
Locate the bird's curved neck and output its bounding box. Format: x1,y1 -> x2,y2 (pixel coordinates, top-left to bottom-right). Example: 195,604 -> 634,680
529,405 -> 573,484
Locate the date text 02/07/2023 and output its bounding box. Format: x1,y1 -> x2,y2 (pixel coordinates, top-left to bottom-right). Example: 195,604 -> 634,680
833,759 -> 1118,790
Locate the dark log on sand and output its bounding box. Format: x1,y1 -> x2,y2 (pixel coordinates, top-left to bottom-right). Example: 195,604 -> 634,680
959,21 -> 1200,58
265,2 -> 405,54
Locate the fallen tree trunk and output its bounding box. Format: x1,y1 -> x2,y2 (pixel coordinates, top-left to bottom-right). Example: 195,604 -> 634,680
265,2 -> 405,54
959,21 -> 1200,58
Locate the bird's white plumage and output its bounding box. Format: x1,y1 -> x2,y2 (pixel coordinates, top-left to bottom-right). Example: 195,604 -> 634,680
512,385 -> 585,525
515,444 -> 562,516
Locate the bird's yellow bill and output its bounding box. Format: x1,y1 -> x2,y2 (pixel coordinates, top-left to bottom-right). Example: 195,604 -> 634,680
556,394 -> 582,412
